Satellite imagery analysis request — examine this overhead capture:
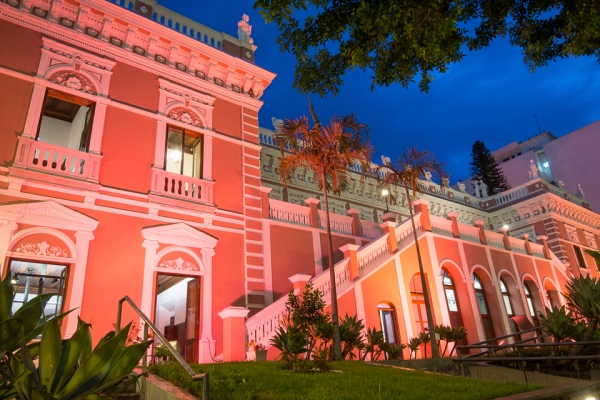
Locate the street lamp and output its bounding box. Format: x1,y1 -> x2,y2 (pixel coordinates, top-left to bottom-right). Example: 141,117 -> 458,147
381,189 -> 390,212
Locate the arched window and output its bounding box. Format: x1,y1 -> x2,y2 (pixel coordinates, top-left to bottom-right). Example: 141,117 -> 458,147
152,13 -> 157,21
523,282 -> 539,326
473,274 -> 495,340
545,290 -> 554,309
160,16 -> 165,24
183,25 -> 187,34
442,269 -> 463,328
378,303 -> 398,345
409,274 -> 430,333
500,278 -> 517,333
167,19 -> 172,28
175,22 -> 180,31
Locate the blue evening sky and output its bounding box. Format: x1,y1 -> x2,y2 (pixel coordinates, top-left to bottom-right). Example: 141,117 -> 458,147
160,0 -> 600,182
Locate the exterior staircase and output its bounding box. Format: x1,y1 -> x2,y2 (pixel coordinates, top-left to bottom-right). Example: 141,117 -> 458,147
246,214 -> 423,349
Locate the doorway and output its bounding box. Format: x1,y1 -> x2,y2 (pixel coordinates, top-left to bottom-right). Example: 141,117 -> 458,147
9,259 -> 67,319
154,274 -> 200,363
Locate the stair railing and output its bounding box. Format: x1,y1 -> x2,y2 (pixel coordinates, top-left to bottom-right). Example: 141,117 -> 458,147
116,295 -> 209,400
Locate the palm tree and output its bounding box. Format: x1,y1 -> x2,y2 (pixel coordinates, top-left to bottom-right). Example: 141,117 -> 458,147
378,148 -> 448,358
275,109 -> 372,360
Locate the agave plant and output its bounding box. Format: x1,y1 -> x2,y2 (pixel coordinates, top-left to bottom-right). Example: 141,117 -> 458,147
448,326 -> 467,357
339,314 -> 364,360
0,274 -> 151,399
418,332 -> 431,359
360,327 -> 384,361
434,325 -> 452,357
563,275 -> 600,356
538,305 -> 575,344
408,337 -> 422,359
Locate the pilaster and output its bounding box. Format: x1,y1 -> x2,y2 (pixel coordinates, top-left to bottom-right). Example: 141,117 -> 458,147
412,199 -> 432,232
64,230 -> 95,337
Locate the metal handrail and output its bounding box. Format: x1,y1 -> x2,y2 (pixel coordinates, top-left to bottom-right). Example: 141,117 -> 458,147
116,295 -> 209,400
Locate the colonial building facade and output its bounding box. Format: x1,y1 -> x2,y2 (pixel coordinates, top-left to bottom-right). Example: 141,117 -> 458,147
0,0 -> 598,362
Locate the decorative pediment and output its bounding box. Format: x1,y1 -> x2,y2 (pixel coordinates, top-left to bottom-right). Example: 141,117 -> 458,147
39,38 -> 115,97
0,201 -> 98,231
142,223 -> 218,248
159,79 -> 214,130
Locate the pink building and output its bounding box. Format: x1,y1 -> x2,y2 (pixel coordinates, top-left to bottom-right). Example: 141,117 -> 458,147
493,121 -> 600,211
0,0 -> 599,363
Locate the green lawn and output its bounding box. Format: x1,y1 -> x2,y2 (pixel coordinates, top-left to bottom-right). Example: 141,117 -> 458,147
149,361 -> 542,400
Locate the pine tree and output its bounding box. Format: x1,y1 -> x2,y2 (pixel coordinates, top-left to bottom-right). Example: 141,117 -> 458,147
469,140 -> 511,195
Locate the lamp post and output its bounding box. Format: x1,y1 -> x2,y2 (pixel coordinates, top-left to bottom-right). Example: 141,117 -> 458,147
381,189 -> 389,212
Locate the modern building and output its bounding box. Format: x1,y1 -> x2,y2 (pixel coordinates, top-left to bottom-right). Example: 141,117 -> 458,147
492,121 -> 600,211
0,0 -> 598,363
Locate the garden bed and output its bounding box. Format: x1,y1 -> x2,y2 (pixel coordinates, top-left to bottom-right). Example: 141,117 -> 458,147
149,361 -> 541,399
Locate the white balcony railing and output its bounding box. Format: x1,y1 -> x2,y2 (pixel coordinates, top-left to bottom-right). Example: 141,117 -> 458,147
269,198 -> 311,226
430,215 -> 454,237
151,169 -> 214,204
485,231 -> 505,249
459,224 -> 481,244
13,137 -> 101,182
357,235 -> 390,274
530,242 -> 546,259
361,221 -> 382,239
508,236 -> 528,254
319,210 -> 353,235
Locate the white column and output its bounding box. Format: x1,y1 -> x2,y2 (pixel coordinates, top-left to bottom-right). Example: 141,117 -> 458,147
22,83 -> 46,138
88,102 -> 107,154
203,134 -> 213,180
425,235 -> 451,327
0,219 -> 19,276
153,120 -> 167,168
458,242 -> 484,341
64,231 -> 95,337
485,248 -> 512,337
261,219 -> 274,305
199,248 -> 216,363
312,230 -> 323,275
141,240 -> 159,317
393,253 -> 414,340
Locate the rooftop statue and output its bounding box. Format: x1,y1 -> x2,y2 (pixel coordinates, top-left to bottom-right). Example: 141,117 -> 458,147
528,159 -> 540,180
558,180 -> 566,190
479,180 -> 489,198
272,117 -> 283,131
237,14 -> 254,44
423,170 -> 433,182
577,183 -> 585,199
380,155 -> 391,166
457,181 -> 466,193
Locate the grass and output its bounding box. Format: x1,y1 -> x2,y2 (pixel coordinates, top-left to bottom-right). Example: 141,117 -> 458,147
149,361 -> 543,400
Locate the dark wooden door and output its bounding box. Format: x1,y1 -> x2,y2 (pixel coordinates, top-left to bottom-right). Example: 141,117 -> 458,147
184,279 -> 199,363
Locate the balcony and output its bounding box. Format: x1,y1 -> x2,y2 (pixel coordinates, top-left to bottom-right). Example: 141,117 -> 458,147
150,169 -> 214,206
12,136 -> 101,184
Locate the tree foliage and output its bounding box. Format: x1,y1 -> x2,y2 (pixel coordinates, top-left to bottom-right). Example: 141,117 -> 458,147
254,0 -> 600,97
469,140 -> 511,195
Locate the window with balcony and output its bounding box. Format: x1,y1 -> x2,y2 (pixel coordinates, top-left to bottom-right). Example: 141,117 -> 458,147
37,89 -> 95,152
573,245 -> 588,269
165,126 -> 203,178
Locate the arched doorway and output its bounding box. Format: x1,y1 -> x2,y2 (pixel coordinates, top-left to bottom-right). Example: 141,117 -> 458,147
523,281 -> 540,326
473,273 -> 495,340
441,269 -> 463,329
378,302 -> 399,346
499,278 -> 518,333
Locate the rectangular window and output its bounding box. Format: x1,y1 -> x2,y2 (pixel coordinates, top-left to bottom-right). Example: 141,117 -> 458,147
165,126 -> 202,178
476,292 -> 488,315
10,260 -> 67,319
573,245 -> 587,269
37,89 -> 95,152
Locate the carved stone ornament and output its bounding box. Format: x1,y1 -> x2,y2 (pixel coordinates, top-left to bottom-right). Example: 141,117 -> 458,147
168,107 -> 203,127
60,18 -> 75,29
159,257 -> 198,271
32,7 -> 49,19
110,37 -> 123,47
48,72 -> 97,94
7,0 -> 20,8
15,241 -> 68,257
85,27 -> 100,38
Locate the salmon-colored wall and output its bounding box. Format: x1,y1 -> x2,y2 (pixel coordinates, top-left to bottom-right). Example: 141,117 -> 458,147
212,99 -> 241,139
335,288 -> 358,320
320,233 -> 355,270
555,221 -> 569,241
361,260 -> 408,345
78,210 -> 148,343
212,138 -> 243,212
207,229 -> 245,356
99,106 -> 156,193
109,61 -> 159,111
490,249 -> 526,316
0,75 -> 33,166
533,221 -> 547,237
0,19 -> 41,74
269,224 -> 315,300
